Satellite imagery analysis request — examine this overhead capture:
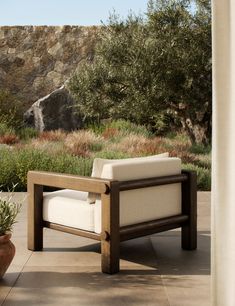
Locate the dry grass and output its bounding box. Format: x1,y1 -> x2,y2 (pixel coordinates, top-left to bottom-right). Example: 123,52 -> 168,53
102,127 -> 119,140
169,150 -> 197,163
38,130 -> 67,142
111,134 -> 165,156
29,139 -> 65,155
64,130 -> 104,157
0,134 -> 19,145
0,122 -> 211,191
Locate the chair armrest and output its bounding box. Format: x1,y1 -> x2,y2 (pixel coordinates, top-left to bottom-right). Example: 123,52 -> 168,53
27,171 -> 111,194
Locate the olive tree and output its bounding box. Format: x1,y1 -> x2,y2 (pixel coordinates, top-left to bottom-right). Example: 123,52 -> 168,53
69,0 -> 211,144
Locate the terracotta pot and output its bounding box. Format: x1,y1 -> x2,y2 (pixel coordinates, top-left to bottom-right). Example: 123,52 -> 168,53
0,233 -> 15,278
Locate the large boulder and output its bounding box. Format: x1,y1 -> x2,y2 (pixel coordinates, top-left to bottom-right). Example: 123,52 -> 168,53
23,85 -> 82,131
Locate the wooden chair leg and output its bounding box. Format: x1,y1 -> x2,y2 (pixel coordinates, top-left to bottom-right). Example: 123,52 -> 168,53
101,181 -> 120,274
181,170 -> 197,250
28,183 -> 43,251
101,233 -> 120,274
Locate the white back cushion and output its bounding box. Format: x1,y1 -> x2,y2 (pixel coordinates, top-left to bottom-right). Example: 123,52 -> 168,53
88,153 -> 169,203
101,157 -> 180,180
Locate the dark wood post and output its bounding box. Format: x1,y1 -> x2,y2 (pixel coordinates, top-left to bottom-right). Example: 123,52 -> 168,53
181,170 -> 197,250
28,182 -> 43,251
101,181 -> 120,274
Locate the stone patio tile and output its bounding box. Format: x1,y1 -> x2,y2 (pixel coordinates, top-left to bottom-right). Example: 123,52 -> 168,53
3,266 -> 170,306
26,236 -> 159,270
198,203 -> 211,231
0,265 -> 22,305
150,233 -> 210,276
161,275 -> 210,306
197,192 -> 211,203
10,238 -> 32,267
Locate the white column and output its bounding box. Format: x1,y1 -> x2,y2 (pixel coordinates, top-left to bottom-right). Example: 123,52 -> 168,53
212,1 -> 235,305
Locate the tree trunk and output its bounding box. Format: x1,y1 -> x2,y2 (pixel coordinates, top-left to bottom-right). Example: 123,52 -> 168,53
183,118 -> 211,145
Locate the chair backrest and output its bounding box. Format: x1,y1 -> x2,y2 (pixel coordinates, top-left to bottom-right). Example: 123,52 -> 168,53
101,157 -> 181,181
88,153 -> 169,204
100,158 -> 182,226
95,158 -> 182,233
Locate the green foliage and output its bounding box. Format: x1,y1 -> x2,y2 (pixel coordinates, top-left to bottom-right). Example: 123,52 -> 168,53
69,0 -> 211,145
95,150 -> 131,159
189,143 -> 211,155
151,112 -> 173,135
0,89 -> 24,129
0,191 -> 21,235
107,120 -> 152,138
0,123 -> 38,143
194,154 -> 211,169
0,147 -> 93,191
0,122 -> 15,136
0,123 -> 211,191
64,130 -> 104,156
0,149 -> 19,189
182,163 -> 211,190
87,120 -> 152,141
85,123 -> 106,135
17,127 -> 39,141
48,154 -> 93,177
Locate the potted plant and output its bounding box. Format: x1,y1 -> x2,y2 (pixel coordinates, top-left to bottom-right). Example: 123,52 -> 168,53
0,191 -> 21,278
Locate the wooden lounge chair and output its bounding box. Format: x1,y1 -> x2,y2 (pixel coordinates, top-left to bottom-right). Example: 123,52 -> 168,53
27,155 -> 197,274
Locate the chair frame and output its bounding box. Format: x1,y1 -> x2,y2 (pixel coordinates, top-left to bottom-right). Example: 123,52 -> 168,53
27,169 -> 197,274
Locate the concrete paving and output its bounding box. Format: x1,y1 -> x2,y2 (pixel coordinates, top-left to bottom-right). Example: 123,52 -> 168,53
0,192 -> 211,306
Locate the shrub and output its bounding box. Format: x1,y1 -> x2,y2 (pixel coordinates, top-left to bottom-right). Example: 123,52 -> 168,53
38,130 -> 66,142
17,127 -> 39,141
14,149 -> 54,189
29,139 -> 65,155
51,154 -> 93,177
182,163 -> 211,191
108,120 -> 152,138
94,150 -> 131,159
113,134 -> 165,156
194,154 -> 211,169
65,130 -> 104,157
102,127 -> 120,140
86,123 -> 106,135
0,134 -> 19,145
0,89 -> 24,129
163,136 -> 191,152
15,149 -> 93,190
189,143 -> 212,155
169,150 -> 197,164
0,148 -> 18,190
0,122 -> 15,136
88,120 -> 153,143
0,147 -> 93,191
0,126 -> 211,191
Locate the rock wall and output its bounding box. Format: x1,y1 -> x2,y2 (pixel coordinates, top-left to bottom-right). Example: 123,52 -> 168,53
0,26 -> 98,109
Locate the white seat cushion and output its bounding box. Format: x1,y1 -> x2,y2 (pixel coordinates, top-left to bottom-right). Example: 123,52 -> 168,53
43,189 -> 95,232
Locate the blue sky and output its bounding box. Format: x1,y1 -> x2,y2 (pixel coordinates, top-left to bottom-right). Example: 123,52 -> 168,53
0,0 -> 149,26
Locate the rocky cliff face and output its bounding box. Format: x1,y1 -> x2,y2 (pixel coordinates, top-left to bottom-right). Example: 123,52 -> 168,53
0,26 -> 98,109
